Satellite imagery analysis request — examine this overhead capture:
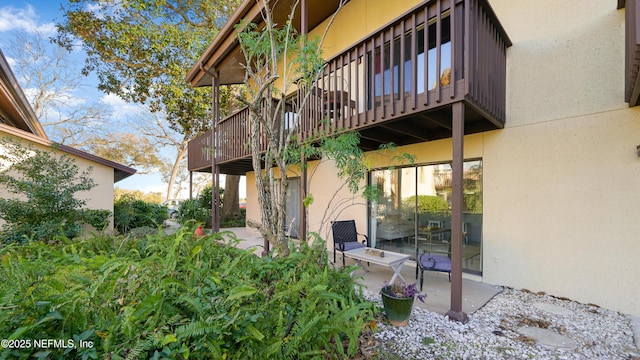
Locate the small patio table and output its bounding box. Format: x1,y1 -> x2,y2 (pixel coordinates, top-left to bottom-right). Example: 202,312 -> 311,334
343,247 -> 411,285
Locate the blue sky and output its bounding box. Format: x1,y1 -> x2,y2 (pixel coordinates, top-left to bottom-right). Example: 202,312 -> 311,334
0,0 -> 191,198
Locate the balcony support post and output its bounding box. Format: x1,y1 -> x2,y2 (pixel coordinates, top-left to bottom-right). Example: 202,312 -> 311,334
189,171 -> 193,199
301,0 -> 308,35
446,101 -> 468,323
212,73 -> 221,233
300,153 -> 308,241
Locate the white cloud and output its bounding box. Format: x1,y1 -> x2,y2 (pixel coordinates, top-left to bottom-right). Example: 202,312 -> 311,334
100,93 -> 144,119
4,55 -> 16,68
0,5 -> 56,34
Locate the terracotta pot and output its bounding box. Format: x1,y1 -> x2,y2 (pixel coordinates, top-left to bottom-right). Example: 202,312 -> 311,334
380,287 -> 415,326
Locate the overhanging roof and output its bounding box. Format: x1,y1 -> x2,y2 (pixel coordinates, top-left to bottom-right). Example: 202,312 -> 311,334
186,0 -> 343,87
0,49 -> 47,138
0,123 -> 136,182
0,49 -> 136,183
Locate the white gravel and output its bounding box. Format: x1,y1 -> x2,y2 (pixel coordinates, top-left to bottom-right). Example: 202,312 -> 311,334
365,287 -> 640,359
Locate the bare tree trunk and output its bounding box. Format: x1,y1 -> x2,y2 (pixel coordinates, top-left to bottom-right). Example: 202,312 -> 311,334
221,174 -> 241,218
166,142 -> 187,200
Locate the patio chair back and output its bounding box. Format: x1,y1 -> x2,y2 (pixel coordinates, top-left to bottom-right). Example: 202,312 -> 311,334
331,220 -> 369,266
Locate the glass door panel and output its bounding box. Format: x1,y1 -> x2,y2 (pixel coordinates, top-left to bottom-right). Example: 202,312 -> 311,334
370,168 -> 416,257
369,160 -> 483,273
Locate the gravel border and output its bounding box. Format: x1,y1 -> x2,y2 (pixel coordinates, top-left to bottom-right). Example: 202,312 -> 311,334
364,287 -> 640,359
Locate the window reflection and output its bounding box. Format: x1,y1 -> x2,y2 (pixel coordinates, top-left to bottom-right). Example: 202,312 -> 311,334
369,160 -> 482,274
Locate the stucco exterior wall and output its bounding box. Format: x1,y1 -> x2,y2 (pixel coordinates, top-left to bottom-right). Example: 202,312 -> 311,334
242,0 -> 640,316
310,0 -> 424,60
0,131 -> 116,231
481,0 -> 640,316
482,109 -> 640,316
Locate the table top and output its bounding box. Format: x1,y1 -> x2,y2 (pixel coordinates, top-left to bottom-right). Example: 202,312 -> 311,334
343,247 -> 411,266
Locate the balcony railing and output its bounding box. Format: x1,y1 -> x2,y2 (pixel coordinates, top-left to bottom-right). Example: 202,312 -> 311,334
188,99 -> 294,174
188,0 -> 510,174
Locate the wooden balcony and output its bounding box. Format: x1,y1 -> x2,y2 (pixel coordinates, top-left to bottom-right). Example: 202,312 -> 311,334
188,100 -> 294,174
188,0 -> 510,175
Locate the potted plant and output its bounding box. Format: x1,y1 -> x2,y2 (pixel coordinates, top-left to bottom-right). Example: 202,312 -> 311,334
380,281 -> 427,326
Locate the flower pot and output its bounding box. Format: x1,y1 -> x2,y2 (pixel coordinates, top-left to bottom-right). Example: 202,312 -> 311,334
380,287 -> 415,326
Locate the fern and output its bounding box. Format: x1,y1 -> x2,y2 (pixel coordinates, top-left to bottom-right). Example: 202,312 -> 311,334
124,333 -> 159,360
175,319 -> 223,338
0,228 -> 374,359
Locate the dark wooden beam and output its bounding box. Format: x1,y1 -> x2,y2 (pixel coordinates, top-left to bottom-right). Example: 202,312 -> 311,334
300,154 -> 308,241
446,101 -> 468,323
419,112 -> 452,130
212,74 -> 221,233
359,127 -> 404,144
380,122 -> 430,142
301,0 -> 308,34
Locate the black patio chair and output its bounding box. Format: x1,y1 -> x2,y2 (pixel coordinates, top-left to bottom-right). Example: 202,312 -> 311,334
331,220 -> 369,266
416,243 -> 452,291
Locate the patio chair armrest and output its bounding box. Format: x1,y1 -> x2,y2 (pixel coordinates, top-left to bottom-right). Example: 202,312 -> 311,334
358,233 -> 369,247
418,250 -> 452,272
419,251 -> 435,270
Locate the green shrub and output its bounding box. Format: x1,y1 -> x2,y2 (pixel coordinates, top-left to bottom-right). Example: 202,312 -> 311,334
80,209 -> 112,230
180,186 -> 246,228
0,138 -> 101,244
177,198 -> 211,226
127,226 -> 160,239
0,229 -> 373,359
199,186 -> 214,210
113,194 -> 167,234
220,209 -> 247,228
403,195 -> 451,215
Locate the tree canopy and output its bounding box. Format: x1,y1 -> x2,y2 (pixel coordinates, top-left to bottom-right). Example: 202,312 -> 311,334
55,0 -> 242,138
55,0 -> 244,202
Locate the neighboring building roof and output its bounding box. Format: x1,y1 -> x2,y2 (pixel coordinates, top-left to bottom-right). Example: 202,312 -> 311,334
0,50 -> 47,138
0,123 -> 136,183
0,49 -> 136,182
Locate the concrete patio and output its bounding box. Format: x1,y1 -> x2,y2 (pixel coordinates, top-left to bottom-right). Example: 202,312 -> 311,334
202,226 -> 640,352
224,226 -> 503,316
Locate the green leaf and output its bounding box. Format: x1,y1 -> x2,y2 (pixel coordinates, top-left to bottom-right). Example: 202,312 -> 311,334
303,194 -> 314,208
246,325 -> 265,341
225,285 -> 257,302
161,334 -> 177,346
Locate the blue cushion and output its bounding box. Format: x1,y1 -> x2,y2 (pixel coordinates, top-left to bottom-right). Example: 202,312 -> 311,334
420,254 -> 451,272
340,242 -> 366,251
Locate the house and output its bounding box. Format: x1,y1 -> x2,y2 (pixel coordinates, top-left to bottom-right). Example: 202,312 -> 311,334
187,0 -> 640,317
0,49 -> 136,231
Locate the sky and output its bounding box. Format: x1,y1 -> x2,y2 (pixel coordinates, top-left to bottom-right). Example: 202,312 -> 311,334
0,0 -> 238,199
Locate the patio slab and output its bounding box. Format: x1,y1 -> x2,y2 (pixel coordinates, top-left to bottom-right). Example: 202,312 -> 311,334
343,258 -> 503,316
224,227 -> 503,316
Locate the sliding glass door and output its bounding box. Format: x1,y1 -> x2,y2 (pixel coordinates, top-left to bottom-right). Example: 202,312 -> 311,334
369,160 -> 483,273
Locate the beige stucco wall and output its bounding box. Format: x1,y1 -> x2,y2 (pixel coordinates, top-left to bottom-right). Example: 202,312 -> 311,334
311,0 -> 424,60
0,131 -> 116,232
482,0 -> 640,316
482,109 -> 640,316
243,0 -> 640,315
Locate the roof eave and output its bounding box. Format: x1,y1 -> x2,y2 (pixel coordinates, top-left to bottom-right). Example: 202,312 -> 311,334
186,0 -> 257,87
0,50 -> 48,139
0,123 -> 136,183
